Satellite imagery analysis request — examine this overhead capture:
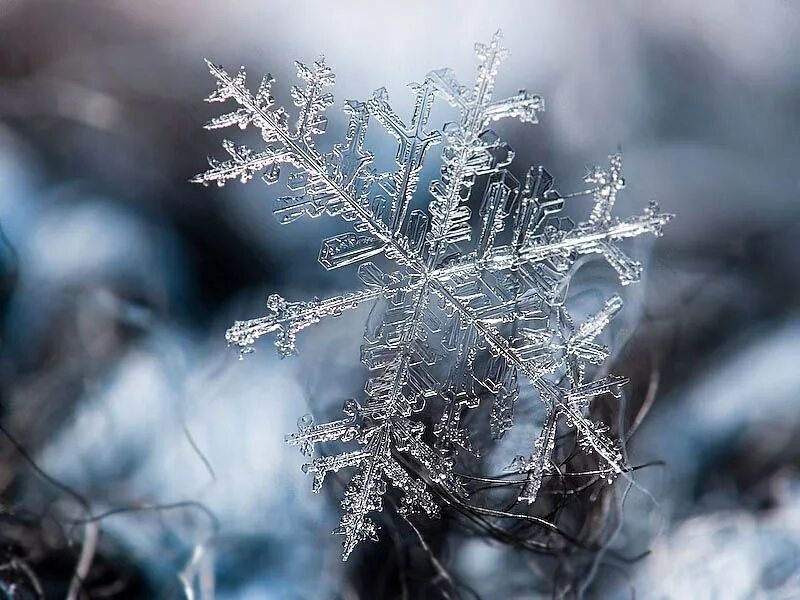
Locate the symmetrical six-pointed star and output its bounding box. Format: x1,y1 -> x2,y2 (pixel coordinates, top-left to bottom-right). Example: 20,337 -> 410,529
193,32 -> 671,560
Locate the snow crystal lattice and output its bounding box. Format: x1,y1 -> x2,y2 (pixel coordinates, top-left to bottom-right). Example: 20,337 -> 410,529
193,31 -> 672,560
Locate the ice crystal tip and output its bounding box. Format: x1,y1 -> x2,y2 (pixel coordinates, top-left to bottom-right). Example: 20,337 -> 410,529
196,32 -> 671,560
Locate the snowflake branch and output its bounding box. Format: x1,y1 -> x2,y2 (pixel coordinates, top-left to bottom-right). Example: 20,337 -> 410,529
197,60 -> 424,270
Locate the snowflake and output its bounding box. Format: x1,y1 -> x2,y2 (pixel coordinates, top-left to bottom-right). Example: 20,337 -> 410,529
193,31 -> 672,560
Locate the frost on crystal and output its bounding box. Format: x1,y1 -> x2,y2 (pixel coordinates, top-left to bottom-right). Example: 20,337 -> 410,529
194,31 -> 672,560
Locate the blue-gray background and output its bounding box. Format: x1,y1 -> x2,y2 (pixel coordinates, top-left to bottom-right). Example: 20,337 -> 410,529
0,1 -> 799,598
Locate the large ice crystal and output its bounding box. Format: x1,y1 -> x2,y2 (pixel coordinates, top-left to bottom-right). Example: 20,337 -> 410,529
193,31 -> 671,560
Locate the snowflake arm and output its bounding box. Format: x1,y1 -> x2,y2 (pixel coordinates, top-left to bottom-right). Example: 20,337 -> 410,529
192,59 -> 423,271
425,31 -> 543,266
226,287 -> 383,356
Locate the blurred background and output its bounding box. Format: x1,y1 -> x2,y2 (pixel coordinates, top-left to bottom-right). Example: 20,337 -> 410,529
0,1 -> 799,598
